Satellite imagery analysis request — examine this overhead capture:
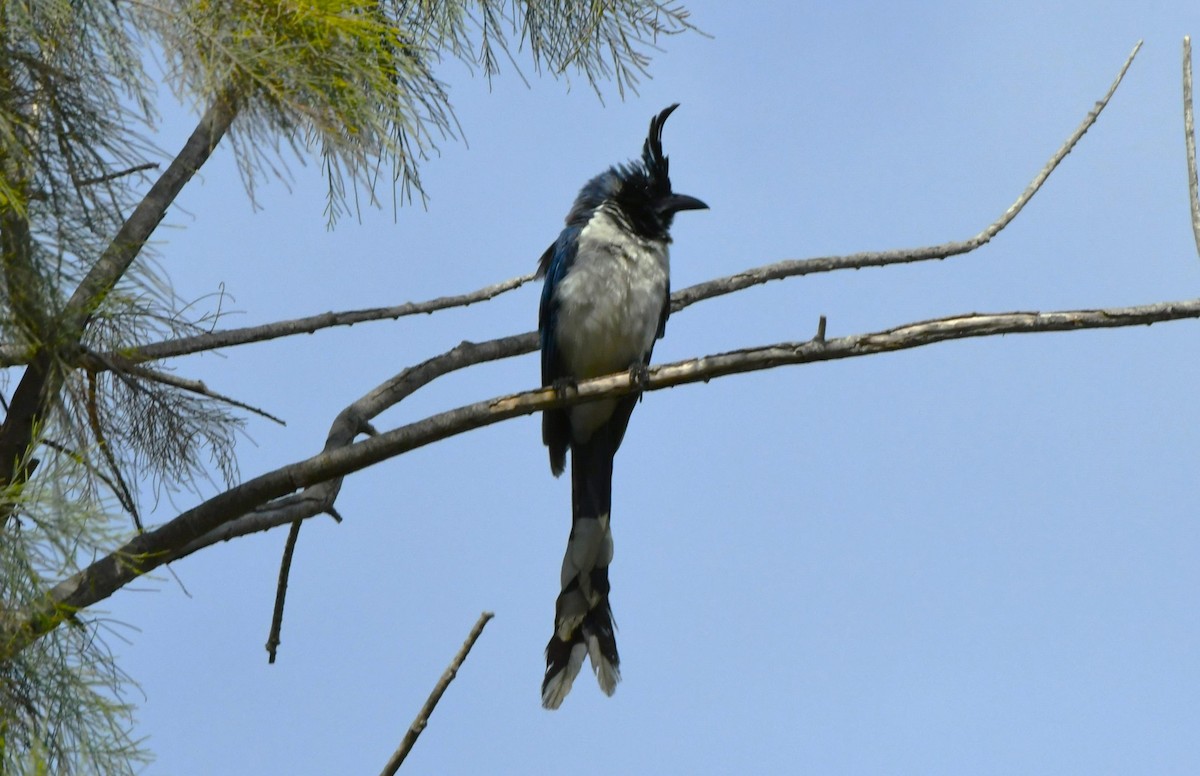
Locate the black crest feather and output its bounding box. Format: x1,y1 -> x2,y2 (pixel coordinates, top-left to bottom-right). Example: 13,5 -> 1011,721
642,103 -> 679,192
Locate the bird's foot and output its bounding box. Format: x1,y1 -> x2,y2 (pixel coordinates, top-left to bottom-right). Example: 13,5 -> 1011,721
628,362 -> 651,391
551,376 -> 578,400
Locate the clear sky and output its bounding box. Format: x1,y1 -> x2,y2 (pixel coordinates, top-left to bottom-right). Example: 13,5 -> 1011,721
110,2 -> 1200,774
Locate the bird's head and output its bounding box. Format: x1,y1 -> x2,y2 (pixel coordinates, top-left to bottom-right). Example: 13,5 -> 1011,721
570,104 -> 708,241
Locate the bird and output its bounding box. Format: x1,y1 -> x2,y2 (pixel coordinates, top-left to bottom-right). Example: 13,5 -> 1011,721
536,104 -> 707,709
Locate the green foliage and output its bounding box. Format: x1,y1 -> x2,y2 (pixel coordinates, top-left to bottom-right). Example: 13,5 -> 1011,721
145,0 -> 697,220
1,465 -> 149,775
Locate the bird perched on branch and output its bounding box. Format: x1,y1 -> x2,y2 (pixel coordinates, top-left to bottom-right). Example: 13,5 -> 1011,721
537,104 -> 708,709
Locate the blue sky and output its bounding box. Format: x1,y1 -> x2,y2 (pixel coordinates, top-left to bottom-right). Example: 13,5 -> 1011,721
108,2 -> 1200,773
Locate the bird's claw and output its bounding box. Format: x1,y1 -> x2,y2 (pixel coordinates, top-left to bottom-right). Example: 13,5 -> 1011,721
629,363 -> 650,391
551,377 -> 578,400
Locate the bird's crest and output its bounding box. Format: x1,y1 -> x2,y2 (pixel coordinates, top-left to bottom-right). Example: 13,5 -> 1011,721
641,103 -> 679,194
545,103 -> 703,245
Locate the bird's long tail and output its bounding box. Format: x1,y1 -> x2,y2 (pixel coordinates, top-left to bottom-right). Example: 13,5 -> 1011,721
541,432 -> 621,709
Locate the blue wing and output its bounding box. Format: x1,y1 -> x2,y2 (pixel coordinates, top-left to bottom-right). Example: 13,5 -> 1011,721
538,226 -> 580,476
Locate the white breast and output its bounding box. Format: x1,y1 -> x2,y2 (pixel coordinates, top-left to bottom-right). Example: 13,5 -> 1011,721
551,208 -> 669,440
553,208 -> 669,380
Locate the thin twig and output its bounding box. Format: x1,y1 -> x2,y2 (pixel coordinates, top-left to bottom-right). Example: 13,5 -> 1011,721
265,520 -> 302,664
379,612 -> 494,776
75,162 -> 159,187
675,39 -> 1143,310
86,349 -> 286,425
38,438 -> 134,517
85,371 -> 141,531
1184,36 -> 1200,258
122,363 -> 286,426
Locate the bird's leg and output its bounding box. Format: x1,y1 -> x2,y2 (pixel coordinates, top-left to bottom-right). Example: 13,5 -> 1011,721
551,376 -> 578,400
628,361 -> 651,392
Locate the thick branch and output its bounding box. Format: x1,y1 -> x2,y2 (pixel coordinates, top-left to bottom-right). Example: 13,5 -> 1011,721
0,90 -> 240,493
61,91 -> 239,333
3,296 -> 1198,659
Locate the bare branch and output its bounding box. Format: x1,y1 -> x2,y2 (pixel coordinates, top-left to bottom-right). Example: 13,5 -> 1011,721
180,332 -> 537,555
119,362 -> 285,427
379,612 -> 494,776
4,295 -> 1199,660
0,273 -> 538,369
114,272 -> 538,366
182,488 -> 344,554
1184,36 -> 1200,258
62,89 -> 240,337
675,39 -> 1142,310
155,296 -> 1200,561
265,520 -> 302,664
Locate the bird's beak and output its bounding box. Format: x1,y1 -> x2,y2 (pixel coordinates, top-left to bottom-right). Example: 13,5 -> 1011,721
657,193 -> 709,216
